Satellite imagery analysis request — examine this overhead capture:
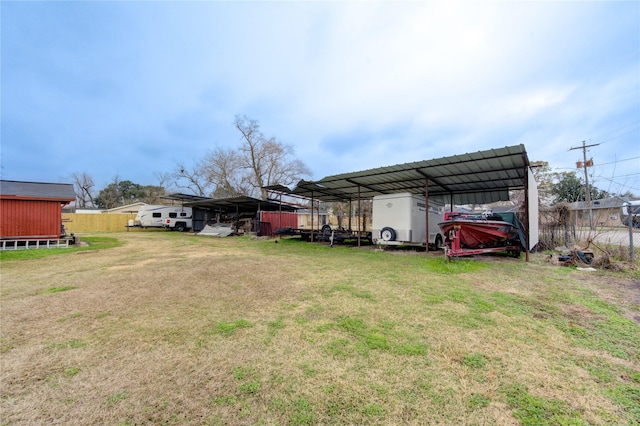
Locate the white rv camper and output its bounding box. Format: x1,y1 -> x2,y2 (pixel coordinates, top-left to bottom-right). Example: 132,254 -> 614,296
372,193 -> 444,249
134,205 -> 193,231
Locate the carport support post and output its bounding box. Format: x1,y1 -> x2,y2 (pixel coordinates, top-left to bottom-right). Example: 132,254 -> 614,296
236,204 -> 240,233
311,192 -> 314,242
425,179 -> 429,253
628,207 -> 634,261
279,193 -> 282,238
523,161 -> 530,262
357,185 -> 361,247
256,202 -> 261,234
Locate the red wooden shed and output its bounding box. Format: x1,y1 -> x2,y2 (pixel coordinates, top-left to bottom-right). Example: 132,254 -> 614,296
0,180 -> 75,241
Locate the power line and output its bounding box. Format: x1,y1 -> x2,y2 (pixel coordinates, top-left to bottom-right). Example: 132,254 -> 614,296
593,174 -> 640,195
591,120 -> 640,144
595,156 -> 640,167
611,172 -> 640,178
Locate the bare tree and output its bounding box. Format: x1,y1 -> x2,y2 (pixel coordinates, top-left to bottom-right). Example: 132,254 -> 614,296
70,172 -> 96,208
154,171 -> 176,194
168,116 -> 309,200
172,162 -> 211,197
199,147 -> 250,198
234,115 -> 310,199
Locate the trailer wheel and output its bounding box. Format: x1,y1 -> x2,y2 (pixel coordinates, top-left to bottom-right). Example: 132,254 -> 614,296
380,227 -> 396,242
434,234 -> 443,250
321,224 -> 332,235
174,223 -> 186,232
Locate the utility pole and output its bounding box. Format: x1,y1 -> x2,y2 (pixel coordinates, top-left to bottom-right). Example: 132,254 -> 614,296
569,140 -> 600,230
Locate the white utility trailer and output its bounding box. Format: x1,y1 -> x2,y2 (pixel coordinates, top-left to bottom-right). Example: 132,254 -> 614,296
372,193 -> 444,249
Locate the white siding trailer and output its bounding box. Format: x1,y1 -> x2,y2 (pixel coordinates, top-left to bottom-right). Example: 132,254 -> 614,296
372,193 -> 444,249
134,205 -> 193,231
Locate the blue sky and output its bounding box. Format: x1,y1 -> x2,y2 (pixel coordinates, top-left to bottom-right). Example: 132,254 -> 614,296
2,1 -> 639,197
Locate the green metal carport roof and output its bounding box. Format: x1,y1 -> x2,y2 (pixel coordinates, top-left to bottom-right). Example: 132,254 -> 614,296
272,144 -> 532,205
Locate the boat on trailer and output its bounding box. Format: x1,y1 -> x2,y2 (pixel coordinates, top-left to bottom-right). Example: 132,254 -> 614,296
438,211 -> 524,259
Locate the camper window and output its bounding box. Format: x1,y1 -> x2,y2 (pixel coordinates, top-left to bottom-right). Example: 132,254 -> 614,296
153,213 -> 161,218
169,213 -> 178,218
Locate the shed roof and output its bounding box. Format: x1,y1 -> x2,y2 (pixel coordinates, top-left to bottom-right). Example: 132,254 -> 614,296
0,180 -> 75,202
269,144 -> 531,205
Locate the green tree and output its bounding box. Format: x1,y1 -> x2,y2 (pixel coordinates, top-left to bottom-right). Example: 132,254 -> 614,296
551,171 -> 609,203
95,177 -> 164,208
140,185 -> 166,204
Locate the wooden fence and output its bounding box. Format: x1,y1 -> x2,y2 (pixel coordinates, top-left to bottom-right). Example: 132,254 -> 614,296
62,213 -> 137,233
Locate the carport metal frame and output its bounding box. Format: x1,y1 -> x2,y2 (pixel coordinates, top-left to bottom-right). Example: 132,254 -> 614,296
267,144 -> 535,259
185,196 -> 296,233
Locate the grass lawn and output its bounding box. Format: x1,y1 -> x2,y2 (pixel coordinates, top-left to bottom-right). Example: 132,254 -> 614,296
1,232 -> 639,425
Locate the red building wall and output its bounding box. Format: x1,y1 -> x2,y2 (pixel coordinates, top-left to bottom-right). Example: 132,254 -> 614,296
0,199 -> 63,239
260,211 -> 298,236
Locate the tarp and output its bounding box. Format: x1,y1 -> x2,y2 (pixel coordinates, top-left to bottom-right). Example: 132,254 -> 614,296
196,224 -> 234,237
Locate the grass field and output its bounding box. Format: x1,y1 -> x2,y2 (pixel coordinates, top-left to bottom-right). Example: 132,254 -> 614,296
1,232 -> 639,425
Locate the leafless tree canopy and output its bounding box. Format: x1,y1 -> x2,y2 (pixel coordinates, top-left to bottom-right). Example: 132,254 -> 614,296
234,115 -> 310,200
154,172 -> 176,194
71,172 -> 96,208
199,147 -> 249,199
172,116 -> 310,199
172,162 -> 210,197
165,116 -> 310,199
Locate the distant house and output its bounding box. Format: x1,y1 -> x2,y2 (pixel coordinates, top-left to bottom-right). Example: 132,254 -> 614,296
297,208 -> 329,229
569,197 -> 634,227
104,202 -> 147,214
0,180 -> 75,240
63,201 -> 147,214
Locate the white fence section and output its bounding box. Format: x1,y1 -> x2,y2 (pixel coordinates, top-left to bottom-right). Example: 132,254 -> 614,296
0,239 -> 71,251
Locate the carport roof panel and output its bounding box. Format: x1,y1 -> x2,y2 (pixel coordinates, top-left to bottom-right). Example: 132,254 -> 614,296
185,196 -> 296,212
287,144 -> 530,204
160,193 -> 212,203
